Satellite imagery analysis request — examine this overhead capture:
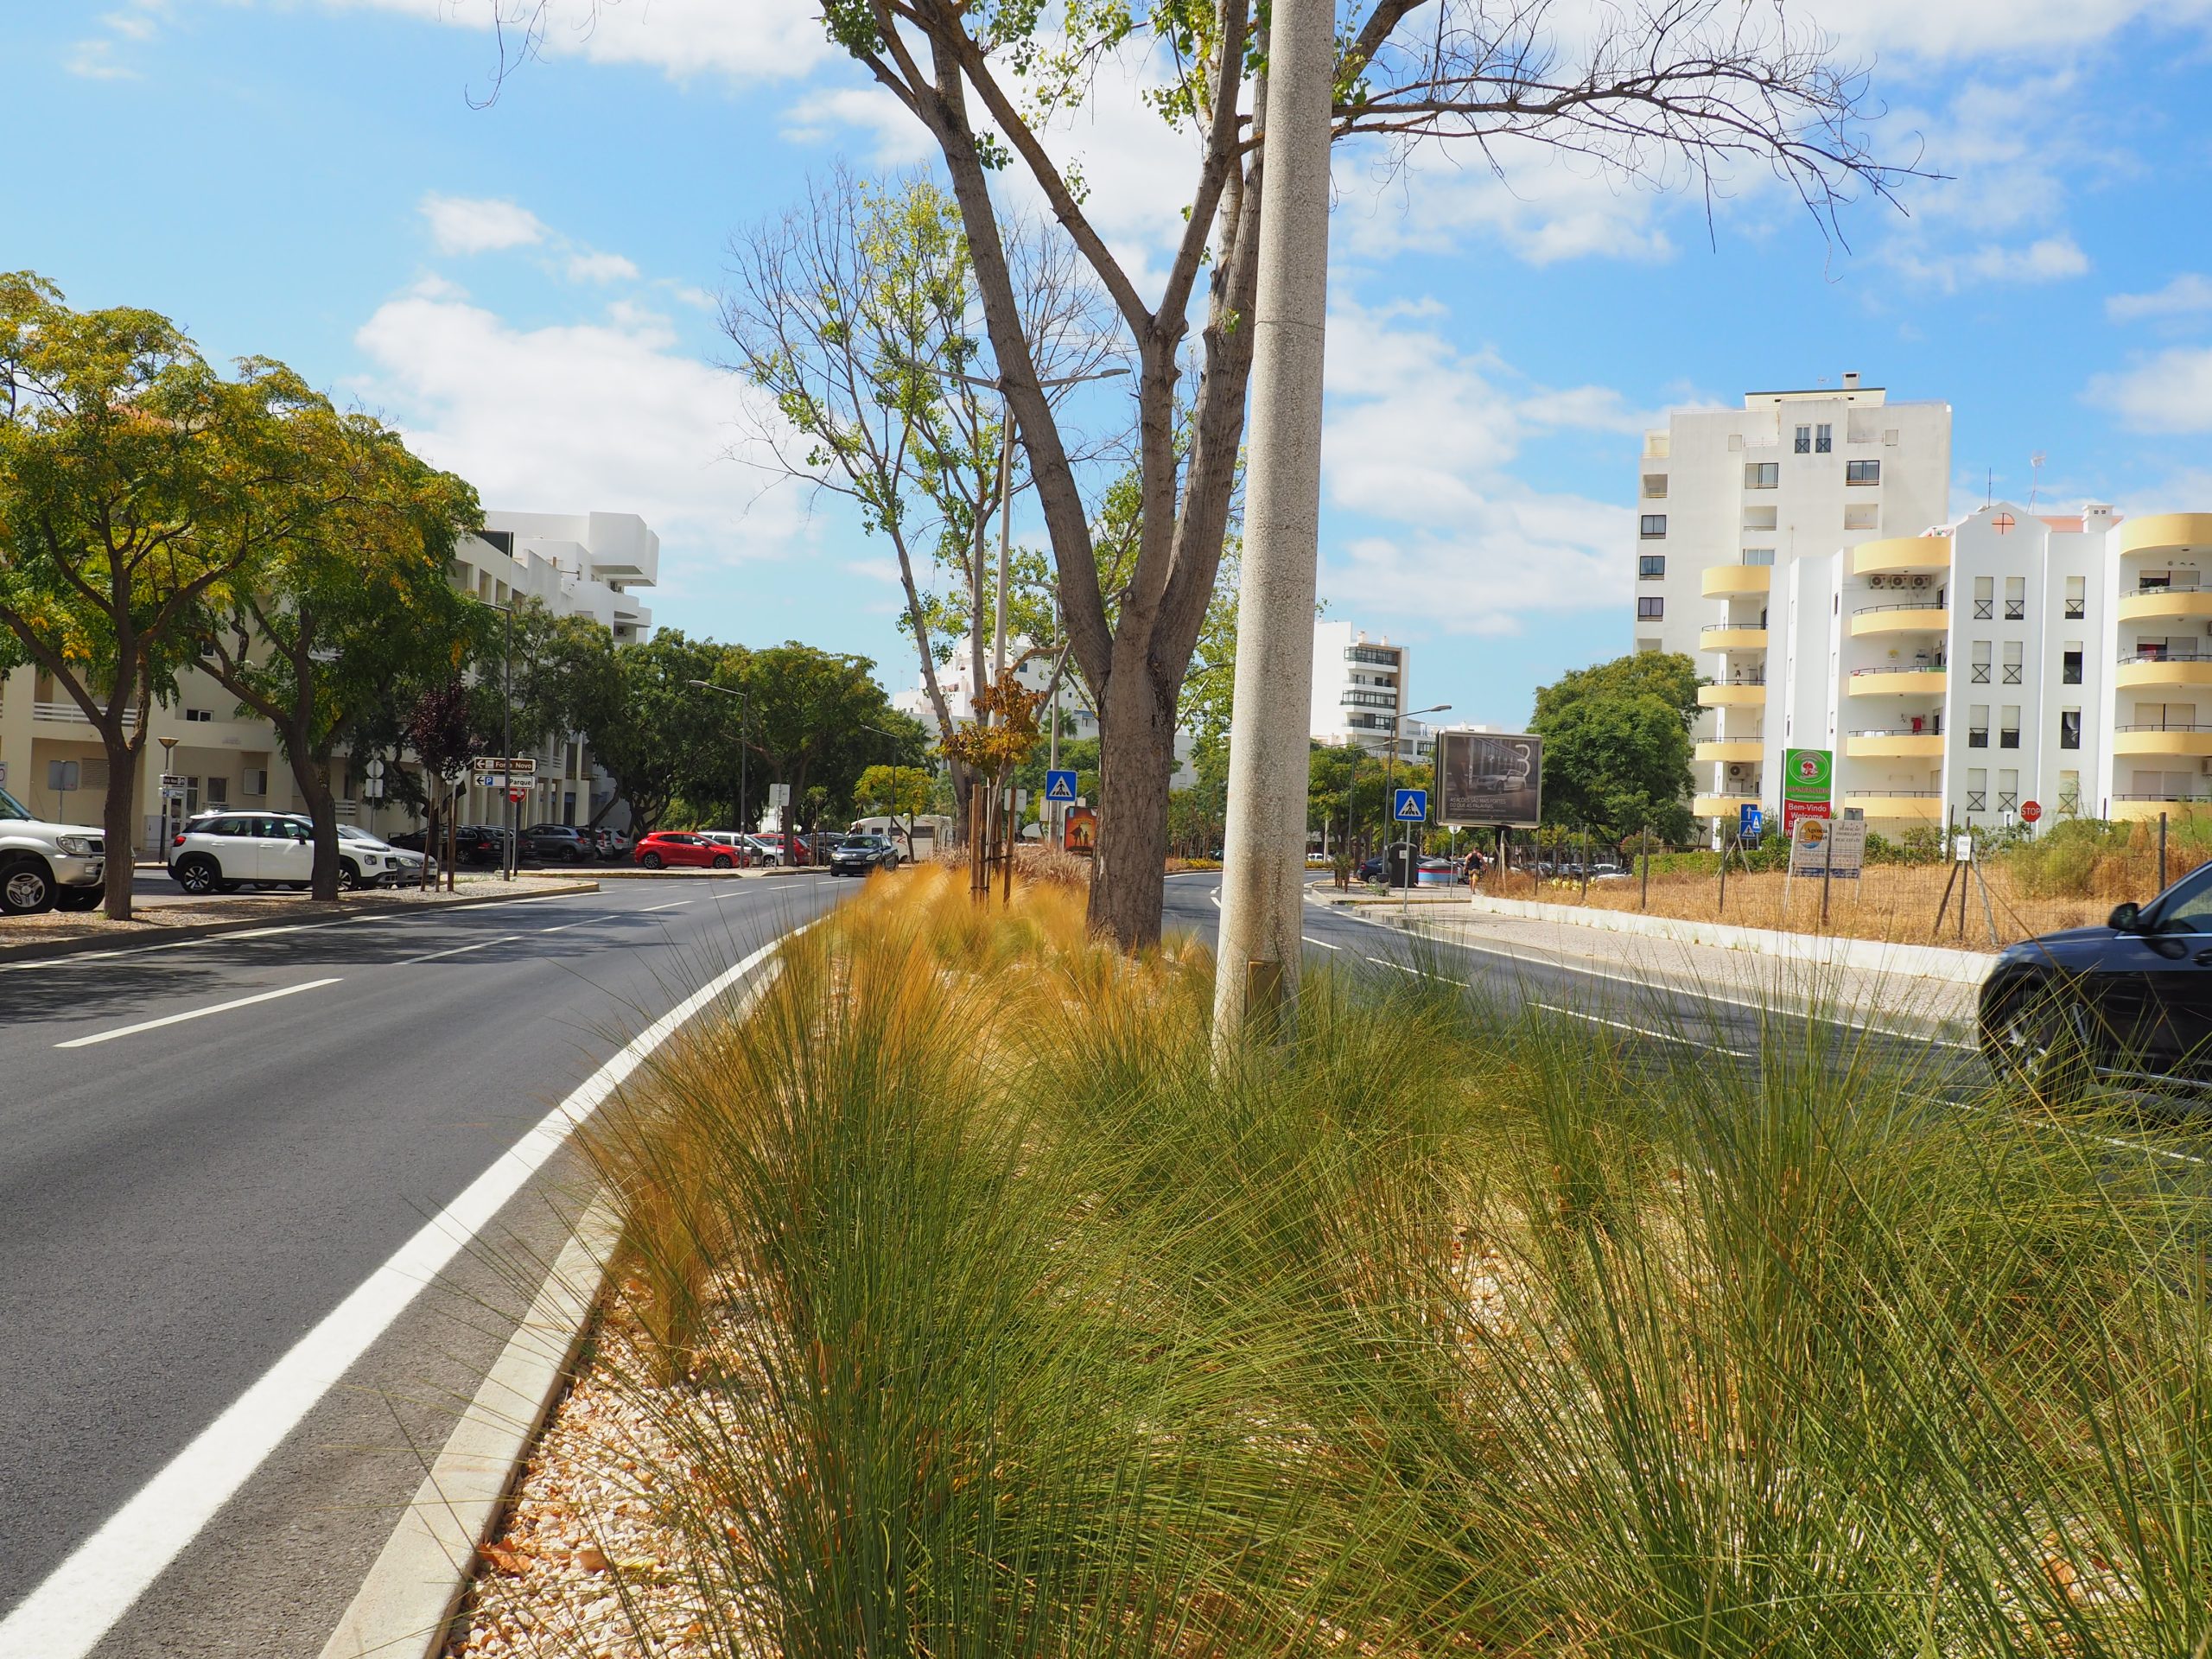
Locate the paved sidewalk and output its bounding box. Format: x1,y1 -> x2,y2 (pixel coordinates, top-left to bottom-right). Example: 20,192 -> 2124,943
1316,889 -> 1984,1039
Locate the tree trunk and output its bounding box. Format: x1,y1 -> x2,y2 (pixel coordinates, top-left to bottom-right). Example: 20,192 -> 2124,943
99,725 -> 141,922
1088,650 -> 1177,949
292,741 -> 341,902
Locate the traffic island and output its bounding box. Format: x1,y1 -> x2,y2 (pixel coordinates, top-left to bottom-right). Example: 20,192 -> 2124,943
0,875 -> 601,963
334,864 -> 2206,1658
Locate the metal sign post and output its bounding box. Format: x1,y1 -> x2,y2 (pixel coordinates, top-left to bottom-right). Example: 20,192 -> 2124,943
1394,788 -> 1427,917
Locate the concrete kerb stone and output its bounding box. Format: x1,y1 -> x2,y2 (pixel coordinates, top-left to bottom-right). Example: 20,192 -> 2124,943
316,1200 -> 621,1659
1432,892 -> 1993,984
0,881 -> 603,966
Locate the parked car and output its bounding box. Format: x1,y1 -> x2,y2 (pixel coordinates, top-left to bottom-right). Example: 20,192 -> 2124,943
0,782 -> 105,915
830,835 -> 902,878
339,823 -> 430,883
633,831 -> 739,870
586,826 -> 632,861
519,823 -> 591,864
1980,860 -> 2212,1101
1356,855 -> 1386,883
694,831 -> 762,866
168,811 -> 397,893
389,823 -> 504,868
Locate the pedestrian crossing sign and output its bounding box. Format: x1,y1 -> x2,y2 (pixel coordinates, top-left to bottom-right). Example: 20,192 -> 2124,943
1395,788 -> 1428,822
1045,769 -> 1078,803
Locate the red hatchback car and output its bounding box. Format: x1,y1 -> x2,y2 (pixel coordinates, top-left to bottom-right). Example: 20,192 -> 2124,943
632,831 -> 736,870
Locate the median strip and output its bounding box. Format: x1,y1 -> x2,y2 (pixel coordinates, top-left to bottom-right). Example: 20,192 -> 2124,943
53,978 -> 344,1049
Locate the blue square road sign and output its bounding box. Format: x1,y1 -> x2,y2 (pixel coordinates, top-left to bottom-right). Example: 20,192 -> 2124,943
1738,803 -> 1764,841
1044,769 -> 1079,803
1394,788 -> 1428,823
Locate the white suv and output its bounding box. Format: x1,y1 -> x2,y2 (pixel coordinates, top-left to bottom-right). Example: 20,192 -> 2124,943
0,783 -> 106,914
168,811 -> 397,893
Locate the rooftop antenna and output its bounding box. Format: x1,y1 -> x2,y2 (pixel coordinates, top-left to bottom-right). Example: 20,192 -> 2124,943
2027,451 -> 2046,513
1985,467 -> 1993,508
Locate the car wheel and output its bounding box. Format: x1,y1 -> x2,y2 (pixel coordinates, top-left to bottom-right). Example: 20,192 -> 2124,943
711,855 -> 733,869
1,859 -> 58,916
174,855 -> 220,897
287,882 -> 309,892
1985,981 -> 2093,1107
640,852 -> 664,869
339,860 -> 365,892
55,886 -> 104,912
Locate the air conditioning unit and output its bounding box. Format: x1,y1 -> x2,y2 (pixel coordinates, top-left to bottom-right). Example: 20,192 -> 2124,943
1726,762 -> 1749,779
1910,575 -> 1931,588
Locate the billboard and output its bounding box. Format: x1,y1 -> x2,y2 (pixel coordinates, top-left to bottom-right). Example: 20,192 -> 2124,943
1436,730 -> 1542,828
1782,747 -> 1834,834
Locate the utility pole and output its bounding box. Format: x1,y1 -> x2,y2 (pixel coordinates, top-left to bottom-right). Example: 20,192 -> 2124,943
501,601 -> 514,881
1211,0 -> 1335,1050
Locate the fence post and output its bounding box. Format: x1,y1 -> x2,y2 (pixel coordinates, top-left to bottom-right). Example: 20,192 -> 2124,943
1580,826 -> 1591,900
1718,832 -> 1730,918
1639,824 -> 1651,912
2160,811 -> 2170,890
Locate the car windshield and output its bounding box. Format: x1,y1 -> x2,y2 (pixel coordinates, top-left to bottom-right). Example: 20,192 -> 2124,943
846,838 -> 890,851
2155,863 -> 2212,932
0,785 -> 29,822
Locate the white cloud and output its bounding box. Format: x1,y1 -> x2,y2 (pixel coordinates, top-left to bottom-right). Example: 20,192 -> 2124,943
1319,300 -> 1642,635
2086,346 -> 2212,432
323,0 -> 830,84
565,249 -> 641,283
1807,0 -> 2212,60
353,287 -> 809,566
66,1 -> 169,78
1337,143 -> 1676,267
1890,234 -> 2091,293
421,193 -> 547,254
2108,273 -> 2212,321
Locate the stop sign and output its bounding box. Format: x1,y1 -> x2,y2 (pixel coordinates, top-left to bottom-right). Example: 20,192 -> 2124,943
508,788 -> 526,804
2020,799 -> 2042,823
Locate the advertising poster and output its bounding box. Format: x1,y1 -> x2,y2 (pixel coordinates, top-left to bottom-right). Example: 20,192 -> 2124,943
1437,731 -> 1542,829
1781,747 -> 1834,834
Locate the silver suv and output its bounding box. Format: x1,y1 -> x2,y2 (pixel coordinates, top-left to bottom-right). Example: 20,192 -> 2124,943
0,783 -> 107,915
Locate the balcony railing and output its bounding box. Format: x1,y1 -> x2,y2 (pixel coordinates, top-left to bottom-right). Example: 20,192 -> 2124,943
2119,721 -> 2212,732
1853,601 -> 1946,616
31,700 -> 137,726
1850,664 -> 1947,677
1700,622 -> 1767,637
2135,579 -> 2208,593
1850,728 -> 1942,738
1847,789 -> 1942,798
2120,651 -> 2209,664
2114,792 -> 2212,803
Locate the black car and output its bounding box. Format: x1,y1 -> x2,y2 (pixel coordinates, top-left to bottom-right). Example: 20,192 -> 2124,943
520,823 -> 590,864
1980,859 -> 2212,1099
389,823 -> 504,867
829,835 -> 902,877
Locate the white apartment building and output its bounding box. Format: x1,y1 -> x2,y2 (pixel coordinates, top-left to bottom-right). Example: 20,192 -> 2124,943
1311,621 -> 1434,759
0,508 -> 658,851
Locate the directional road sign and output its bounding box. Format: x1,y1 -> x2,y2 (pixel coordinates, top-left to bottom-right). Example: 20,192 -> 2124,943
471,755 -> 537,777
1394,787 -> 1428,823
1738,803 -> 1764,842
1044,768 -> 1078,803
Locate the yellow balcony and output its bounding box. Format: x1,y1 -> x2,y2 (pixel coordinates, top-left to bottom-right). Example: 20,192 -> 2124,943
1700,626 -> 1769,651
2118,512 -> 2212,559
1694,739 -> 1764,764
1842,791 -> 1944,823
1850,602 -> 1948,638
2112,796 -> 2212,822
2115,657 -> 2212,691
1698,681 -> 1765,708
1694,793 -> 1761,819
2113,724 -> 2212,758
1847,731 -> 1946,759
2119,587 -> 2212,624
1852,536 -> 1952,577
1848,667 -> 1947,696
1701,564 -> 1773,598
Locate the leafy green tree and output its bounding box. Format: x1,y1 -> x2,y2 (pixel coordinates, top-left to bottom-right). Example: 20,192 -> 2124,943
736,642 -> 904,862
197,415 -> 480,899
572,629 -> 728,836
791,0 -> 1914,950
0,273 -> 341,917
1530,652 -> 1696,842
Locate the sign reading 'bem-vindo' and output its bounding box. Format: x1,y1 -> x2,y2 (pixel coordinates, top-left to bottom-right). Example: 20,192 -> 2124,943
1782,747 -> 1833,834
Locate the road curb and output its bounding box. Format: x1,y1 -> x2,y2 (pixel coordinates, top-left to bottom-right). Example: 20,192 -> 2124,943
0,882 -> 602,966
589,867 -> 830,880
315,1200 -> 621,1659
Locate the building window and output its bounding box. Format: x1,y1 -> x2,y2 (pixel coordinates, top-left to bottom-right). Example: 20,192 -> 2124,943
1638,554 -> 1666,580
1815,423 -> 1833,453
1745,461 -> 1779,489
1642,474 -> 1668,499
2063,648 -> 2082,685
1967,791 -> 1987,812
1637,637 -> 1662,653
2065,575 -> 2086,620
2005,576 -> 2025,620
1742,548 -> 1775,566
1637,596 -> 1664,620
1794,423 -> 1811,454
184,708 -> 213,723
1845,459 -> 1881,485
1973,576 -> 1993,620
1999,728 -> 2020,749
2003,641 -> 2024,684
2060,709 -> 2082,750
1972,664 -> 1991,683
1346,645 -> 1401,666
1971,640 -> 1992,684
1640,514 -> 1668,538
206,777 -> 229,805
1968,726 -> 1989,747
1743,505 -> 1778,531
1844,505 -> 1879,531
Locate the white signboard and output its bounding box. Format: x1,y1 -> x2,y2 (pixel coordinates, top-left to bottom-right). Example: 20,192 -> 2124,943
769,783 -> 791,807
1789,813 -> 1866,880
1954,834 -> 1974,863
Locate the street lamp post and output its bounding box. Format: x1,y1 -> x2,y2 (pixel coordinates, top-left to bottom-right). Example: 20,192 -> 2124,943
687,678 -> 750,862
861,722 -> 918,861
461,595 -> 516,884
1384,703 -> 1451,908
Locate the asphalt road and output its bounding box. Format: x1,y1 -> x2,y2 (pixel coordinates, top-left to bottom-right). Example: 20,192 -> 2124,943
0,874 -> 844,1658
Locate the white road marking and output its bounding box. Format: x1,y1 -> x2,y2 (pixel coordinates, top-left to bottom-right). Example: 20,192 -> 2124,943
537,917 -> 604,935
397,935 -> 519,966
641,899 -> 692,913
1300,935 -> 1341,951
52,979 -> 345,1050
0,930 -> 796,1659
1528,1000 -> 1755,1058
1364,956 -> 1423,976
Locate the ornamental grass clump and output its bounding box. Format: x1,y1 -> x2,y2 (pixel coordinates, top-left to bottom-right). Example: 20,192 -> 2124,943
568,865 -> 2212,1657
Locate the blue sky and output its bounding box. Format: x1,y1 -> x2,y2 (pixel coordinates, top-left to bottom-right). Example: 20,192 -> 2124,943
12,0 -> 2212,728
